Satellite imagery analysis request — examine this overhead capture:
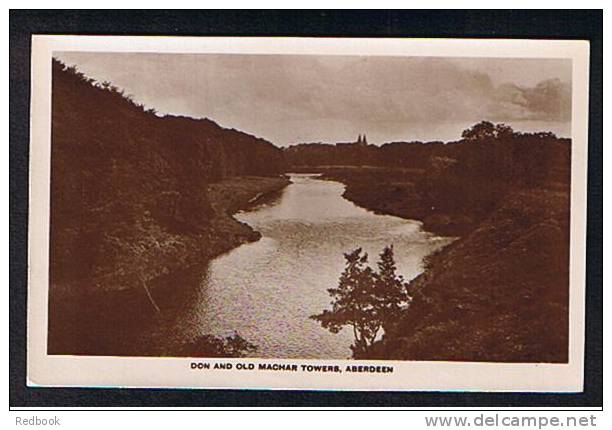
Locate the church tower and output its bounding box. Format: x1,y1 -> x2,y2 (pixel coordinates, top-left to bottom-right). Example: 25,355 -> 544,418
356,134 -> 367,145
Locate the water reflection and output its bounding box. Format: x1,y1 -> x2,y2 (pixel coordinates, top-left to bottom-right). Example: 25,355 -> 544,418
170,174 -> 451,358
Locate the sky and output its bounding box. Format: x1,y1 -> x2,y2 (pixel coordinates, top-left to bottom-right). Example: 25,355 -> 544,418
55,52 -> 572,146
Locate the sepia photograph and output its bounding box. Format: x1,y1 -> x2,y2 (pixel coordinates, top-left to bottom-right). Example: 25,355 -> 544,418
25,35 -> 590,391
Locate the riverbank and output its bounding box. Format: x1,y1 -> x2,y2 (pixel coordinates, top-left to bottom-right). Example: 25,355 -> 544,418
47,175 -> 290,356
367,187 -> 570,362
293,166 -> 570,362
203,175 -> 292,258
293,166 -> 477,236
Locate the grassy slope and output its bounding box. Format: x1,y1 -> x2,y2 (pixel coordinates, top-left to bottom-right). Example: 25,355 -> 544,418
306,166 -> 570,363
368,187 -> 570,362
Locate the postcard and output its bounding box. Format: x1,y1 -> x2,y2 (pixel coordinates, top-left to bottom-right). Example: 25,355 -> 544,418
27,35 -> 589,391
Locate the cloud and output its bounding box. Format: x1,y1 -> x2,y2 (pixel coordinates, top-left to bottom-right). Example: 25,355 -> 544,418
492,78 -> 571,121
54,52 -> 572,144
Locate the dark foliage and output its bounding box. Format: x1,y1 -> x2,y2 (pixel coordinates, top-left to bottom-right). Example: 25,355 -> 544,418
285,123 -> 570,191
373,245 -> 411,330
292,122 -> 570,236
50,59 -> 286,287
48,59 -> 286,356
178,332 -> 257,357
311,246 -> 410,357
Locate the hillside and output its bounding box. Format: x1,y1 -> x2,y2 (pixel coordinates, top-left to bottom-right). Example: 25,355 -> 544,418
367,188 -> 570,362
48,59 -> 288,355
50,59 -> 286,291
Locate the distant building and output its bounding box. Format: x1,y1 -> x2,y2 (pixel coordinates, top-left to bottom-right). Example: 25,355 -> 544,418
336,134 -> 369,147
356,134 -> 368,146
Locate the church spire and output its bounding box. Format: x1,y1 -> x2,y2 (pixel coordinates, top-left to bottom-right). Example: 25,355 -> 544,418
355,134 -> 368,145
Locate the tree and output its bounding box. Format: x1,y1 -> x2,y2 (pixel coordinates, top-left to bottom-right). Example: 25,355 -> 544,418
462,121 -> 496,141
311,246 -> 412,356
374,245 -> 411,331
311,248 -> 381,355
494,123 -> 515,139
461,121 -> 516,141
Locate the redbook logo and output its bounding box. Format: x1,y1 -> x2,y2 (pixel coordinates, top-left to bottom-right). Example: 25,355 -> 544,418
15,416 -> 61,426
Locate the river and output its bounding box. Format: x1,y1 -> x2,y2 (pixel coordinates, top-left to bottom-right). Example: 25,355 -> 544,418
163,174 -> 452,359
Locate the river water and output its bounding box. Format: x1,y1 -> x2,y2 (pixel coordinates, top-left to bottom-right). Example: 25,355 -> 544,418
165,174 -> 452,359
